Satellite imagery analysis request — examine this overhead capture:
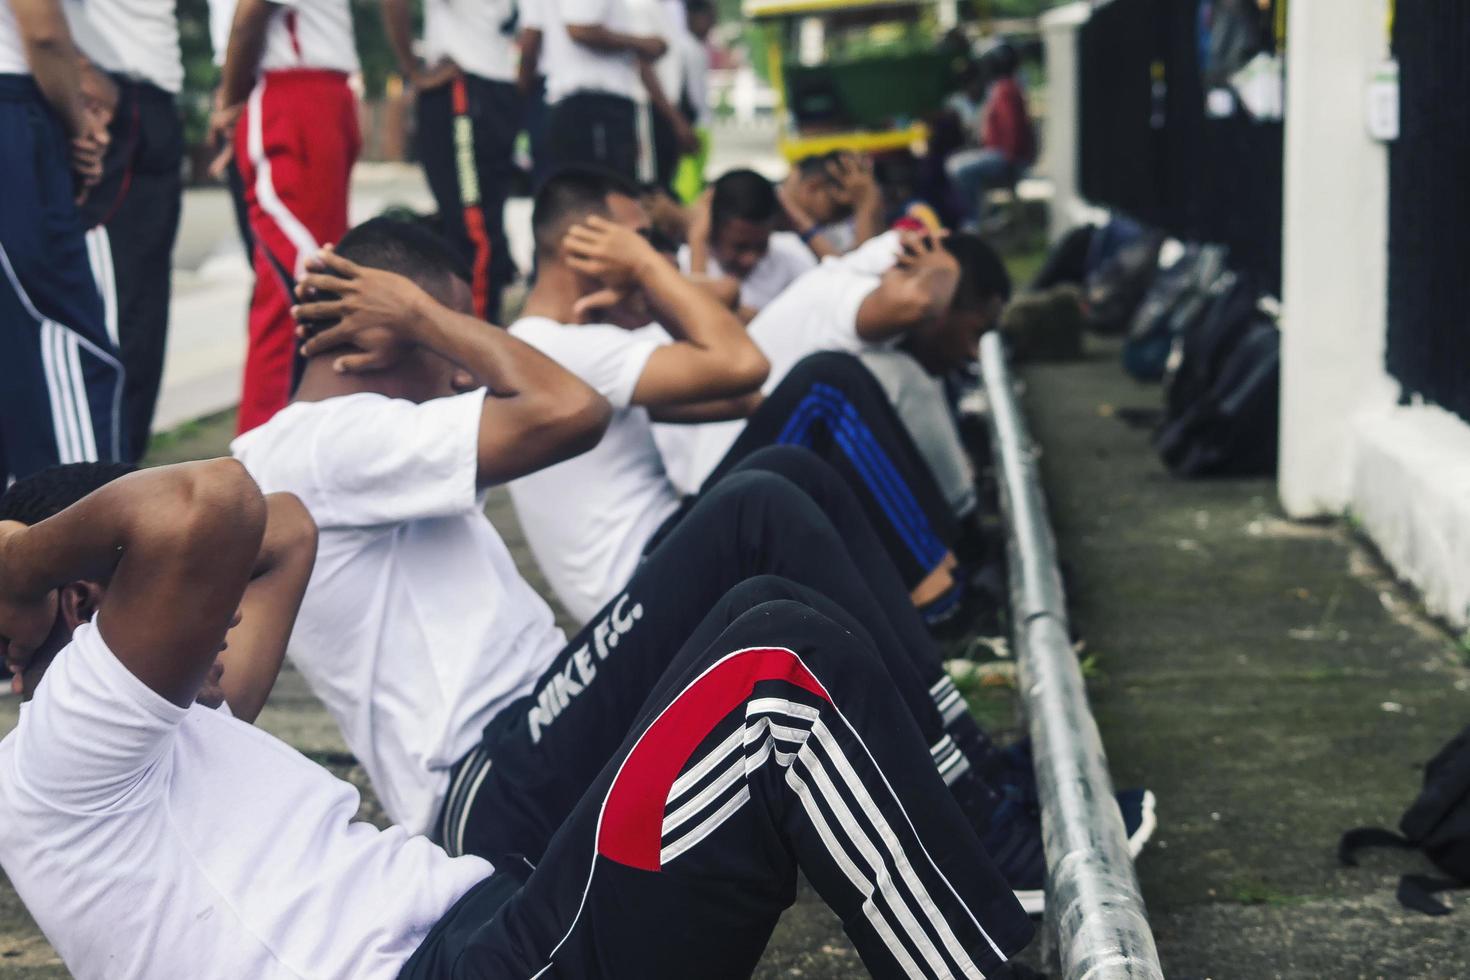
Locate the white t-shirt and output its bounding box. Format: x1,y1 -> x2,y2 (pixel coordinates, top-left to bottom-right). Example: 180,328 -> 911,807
540,0 -> 639,103
0,620 -> 490,980
0,0 -> 30,73
653,261 -> 888,493
682,29 -> 710,124
231,390 -> 566,834
207,0 -> 236,67
424,0 -> 517,83
68,0 -> 183,93
255,0 -> 360,74
827,228 -> 902,277
678,231 -> 818,312
507,316 -> 681,623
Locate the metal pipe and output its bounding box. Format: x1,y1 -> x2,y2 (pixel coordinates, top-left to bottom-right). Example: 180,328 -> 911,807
979,332 -> 1165,980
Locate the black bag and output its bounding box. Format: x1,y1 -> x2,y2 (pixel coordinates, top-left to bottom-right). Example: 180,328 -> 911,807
1121,244 -> 1229,383
1082,223 -> 1165,336
1161,269 -> 1261,419
1154,319 -> 1278,476
1339,725 -> 1470,916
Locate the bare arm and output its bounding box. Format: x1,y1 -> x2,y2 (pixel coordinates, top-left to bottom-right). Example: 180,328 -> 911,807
217,493 -> 317,723
293,250 -> 613,486
648,390 -> 762,423
777,177 -> 839,260
0,461 -> 266,708
638,59 -> 694,151
854,232 -> 961,342
11,0 -> 87,137
565,23 -> 664,59
219,0 -> 278,111
381,0 -> 419,80
563,216 -> 769,407
517,27 -> 542,94
686,190 -> 712,275
831,153 -> 884,248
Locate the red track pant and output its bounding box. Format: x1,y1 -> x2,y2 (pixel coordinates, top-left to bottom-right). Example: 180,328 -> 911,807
233,69 -> 359,434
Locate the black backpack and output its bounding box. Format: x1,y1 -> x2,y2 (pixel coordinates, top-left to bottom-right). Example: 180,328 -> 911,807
1121,244 -> 1229,383
1339,725 -> 1470,915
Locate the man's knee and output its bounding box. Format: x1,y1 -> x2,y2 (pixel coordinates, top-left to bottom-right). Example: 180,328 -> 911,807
731,444 -> 843,496
719,595 -> 885,678
782,351 -> 878,394
698,468 -> 819,528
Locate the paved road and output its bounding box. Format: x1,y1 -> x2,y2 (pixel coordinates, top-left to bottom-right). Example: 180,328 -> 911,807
153,123 -> 785,434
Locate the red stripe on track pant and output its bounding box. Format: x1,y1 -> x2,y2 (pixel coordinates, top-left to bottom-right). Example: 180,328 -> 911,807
233,69 -> 360,435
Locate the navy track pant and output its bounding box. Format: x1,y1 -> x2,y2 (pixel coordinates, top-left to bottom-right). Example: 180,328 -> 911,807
0,76 -> 125,481
704,352 -> 960,588
402,587 -> 1034,979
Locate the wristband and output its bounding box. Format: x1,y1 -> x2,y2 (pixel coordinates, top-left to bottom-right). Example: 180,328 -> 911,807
799,226 -> 821,244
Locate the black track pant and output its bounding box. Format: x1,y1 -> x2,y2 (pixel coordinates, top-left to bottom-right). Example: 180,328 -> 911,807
700,352 -> 961,590
401,587 -> 1034,979
417,75 -> 519,321
545,90 -> 638,182
79,80 -> 183,460
438,448 -> 1004,867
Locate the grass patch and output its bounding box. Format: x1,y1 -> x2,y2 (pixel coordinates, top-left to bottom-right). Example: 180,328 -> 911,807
1227,877 -> 1313,908
143,409 -> 238,466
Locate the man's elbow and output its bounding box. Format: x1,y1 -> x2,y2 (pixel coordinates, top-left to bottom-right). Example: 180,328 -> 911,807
22,24 -> 70,55
565,23 -> 598,45
558,388 -> 613,458
177,459 -> 268,552
731,346 -> 770,392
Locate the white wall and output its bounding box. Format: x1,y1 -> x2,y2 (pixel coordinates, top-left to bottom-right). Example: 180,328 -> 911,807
1040,3 -> 1093,242
1278,0 -> 1395,517
1280,0 -> 1470,625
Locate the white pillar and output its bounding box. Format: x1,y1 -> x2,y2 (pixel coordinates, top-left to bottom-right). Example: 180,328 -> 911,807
1277,0 -> 1396,517
1039,3 -> 1092,243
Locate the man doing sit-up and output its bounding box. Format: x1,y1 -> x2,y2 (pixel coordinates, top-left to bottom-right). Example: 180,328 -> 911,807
508,167 -> 971,627
234,217 -> 1072,909
659,225 -> 1011,537
0,458 -> 1040,977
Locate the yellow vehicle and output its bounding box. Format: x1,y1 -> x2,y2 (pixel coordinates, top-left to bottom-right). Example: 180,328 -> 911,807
745,0 -> 969,161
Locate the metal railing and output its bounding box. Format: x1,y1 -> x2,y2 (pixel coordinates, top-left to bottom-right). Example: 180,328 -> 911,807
978,332 -> 1164,980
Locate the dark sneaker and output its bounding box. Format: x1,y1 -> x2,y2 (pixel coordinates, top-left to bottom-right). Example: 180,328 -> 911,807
1116,788 -> 1157,858
981,796 -> 1047,916
998,743 -> 1157,859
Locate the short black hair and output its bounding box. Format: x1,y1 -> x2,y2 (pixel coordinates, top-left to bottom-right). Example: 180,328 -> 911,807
0,462 -> 137,526
984,41 -> 1019,78
794,151 -> 841,185
944,233 -> 1012,309
686,0 -> 714,14
533,166 -> 641,254
711,168 -> 779,232
335,217 -> 470,297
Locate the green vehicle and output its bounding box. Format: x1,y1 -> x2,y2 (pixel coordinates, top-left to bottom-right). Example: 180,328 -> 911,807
746,0 -> 969,160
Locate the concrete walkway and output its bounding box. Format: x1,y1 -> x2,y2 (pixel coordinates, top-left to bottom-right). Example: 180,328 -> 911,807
1023,339 -> 1470,979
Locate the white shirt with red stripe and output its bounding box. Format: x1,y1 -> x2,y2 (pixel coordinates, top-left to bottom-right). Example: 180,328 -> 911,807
257,0 -> 360,75
423,0 -> 518,84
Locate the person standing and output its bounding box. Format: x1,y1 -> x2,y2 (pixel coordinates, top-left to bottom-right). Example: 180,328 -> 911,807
0,0 -> 122,482
72,0 -> 187,461
517,0 -> 552,187
672,0 -> 714,202
945,42 -> 1035,228
539,0 -> 665,180
214,0 -> 360,434
626,0 -> 692,189
384,0 -> 520,320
